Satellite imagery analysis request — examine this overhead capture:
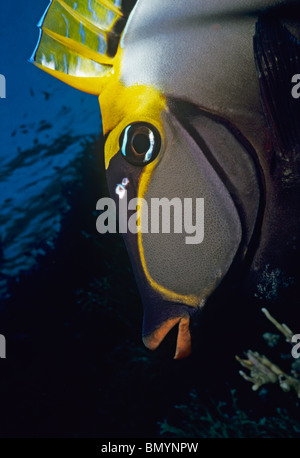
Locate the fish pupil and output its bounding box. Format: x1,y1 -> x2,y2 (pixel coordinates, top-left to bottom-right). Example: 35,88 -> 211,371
119,122 -> 161,166
132,133 -> 151,156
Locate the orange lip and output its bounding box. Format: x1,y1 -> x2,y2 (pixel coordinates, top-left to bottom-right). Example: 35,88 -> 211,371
143,314 -> 192,360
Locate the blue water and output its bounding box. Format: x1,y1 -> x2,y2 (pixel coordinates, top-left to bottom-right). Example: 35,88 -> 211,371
0,1 -> 102,291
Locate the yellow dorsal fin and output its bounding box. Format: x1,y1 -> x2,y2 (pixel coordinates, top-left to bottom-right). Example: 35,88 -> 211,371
30,0 -> 132,94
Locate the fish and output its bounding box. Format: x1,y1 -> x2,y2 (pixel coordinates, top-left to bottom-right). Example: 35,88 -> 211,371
30,0 -> 300,359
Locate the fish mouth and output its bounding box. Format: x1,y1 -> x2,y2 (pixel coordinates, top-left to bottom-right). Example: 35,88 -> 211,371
143,314 -> 192,360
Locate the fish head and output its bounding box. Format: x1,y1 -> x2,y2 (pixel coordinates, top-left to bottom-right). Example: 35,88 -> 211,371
31,0 -> 265,358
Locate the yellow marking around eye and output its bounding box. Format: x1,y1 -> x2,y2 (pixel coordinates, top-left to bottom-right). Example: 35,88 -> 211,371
101,83 -> 166,169
99,50 -> 167,169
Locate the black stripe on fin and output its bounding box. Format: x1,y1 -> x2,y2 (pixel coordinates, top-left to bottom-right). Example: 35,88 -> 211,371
254,13 -> 300,185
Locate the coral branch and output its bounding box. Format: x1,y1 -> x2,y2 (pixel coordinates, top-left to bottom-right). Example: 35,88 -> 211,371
236,309 -> 300,399
261,308 -> 294,342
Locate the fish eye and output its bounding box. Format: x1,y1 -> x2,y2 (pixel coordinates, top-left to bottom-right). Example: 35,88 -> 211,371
119,122 -> 161,166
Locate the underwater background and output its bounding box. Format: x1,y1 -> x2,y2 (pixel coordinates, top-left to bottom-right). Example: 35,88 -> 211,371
0,0 -> 299,438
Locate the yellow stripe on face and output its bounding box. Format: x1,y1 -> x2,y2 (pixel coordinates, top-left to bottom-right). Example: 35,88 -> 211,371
99,50 -> 199,306
100,82 -> 166,168
137,161 -> 200,308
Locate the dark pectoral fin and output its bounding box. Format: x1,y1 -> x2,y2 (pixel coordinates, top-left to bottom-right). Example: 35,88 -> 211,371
254,13 -> 300,186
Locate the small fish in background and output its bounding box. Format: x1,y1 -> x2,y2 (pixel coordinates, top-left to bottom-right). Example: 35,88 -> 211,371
30,0 -> 300,359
